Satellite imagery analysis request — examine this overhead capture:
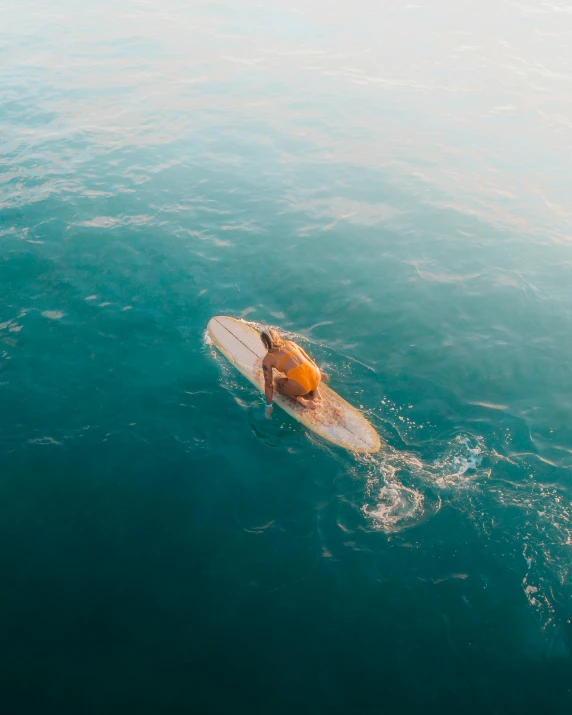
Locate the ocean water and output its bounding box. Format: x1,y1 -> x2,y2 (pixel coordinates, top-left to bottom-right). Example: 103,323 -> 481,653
2,0 -> 572,711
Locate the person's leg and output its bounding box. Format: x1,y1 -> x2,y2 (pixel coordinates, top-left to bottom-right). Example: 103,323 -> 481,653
306,387 -> 323,404
275,377 -> 318,409
305,368 -> 323,405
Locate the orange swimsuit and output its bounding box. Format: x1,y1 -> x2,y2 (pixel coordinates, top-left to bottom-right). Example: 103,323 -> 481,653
277,348 -> 320,394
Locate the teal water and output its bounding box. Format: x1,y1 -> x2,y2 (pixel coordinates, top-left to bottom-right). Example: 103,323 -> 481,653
2,0 -> 572,711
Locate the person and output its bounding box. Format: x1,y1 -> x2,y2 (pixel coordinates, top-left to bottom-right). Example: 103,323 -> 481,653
260,327 -> 327,417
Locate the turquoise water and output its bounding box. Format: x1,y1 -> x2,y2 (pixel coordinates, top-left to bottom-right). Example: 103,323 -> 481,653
2,0 -> 572,711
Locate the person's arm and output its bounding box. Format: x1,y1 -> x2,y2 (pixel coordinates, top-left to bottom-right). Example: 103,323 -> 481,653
262,357 -> 274,408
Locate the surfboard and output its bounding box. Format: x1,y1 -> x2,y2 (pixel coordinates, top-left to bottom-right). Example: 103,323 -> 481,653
207,316 -> 381,453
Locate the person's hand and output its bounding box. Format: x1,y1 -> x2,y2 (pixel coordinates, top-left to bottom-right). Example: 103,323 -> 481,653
321,371 -> 330,383
265,404 -> 273,419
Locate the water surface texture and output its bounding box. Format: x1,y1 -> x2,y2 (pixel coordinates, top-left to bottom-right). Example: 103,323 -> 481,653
2,1 -> 572,712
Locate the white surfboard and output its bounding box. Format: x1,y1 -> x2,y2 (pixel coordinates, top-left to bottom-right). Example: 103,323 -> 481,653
207,316 -> 381,453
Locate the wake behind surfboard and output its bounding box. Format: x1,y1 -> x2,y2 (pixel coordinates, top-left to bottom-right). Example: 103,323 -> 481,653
207,316 -> 380,454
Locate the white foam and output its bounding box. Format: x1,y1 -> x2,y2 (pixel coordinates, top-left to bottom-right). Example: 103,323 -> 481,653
432,435 -> 487,488
361,453 -> 439,533
363,481 -> 425,533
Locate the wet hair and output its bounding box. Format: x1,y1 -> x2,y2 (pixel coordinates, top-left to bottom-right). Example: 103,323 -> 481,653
260,327 -> 283,352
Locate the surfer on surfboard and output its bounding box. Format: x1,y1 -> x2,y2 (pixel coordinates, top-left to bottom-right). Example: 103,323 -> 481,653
260,327 -> 328,417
